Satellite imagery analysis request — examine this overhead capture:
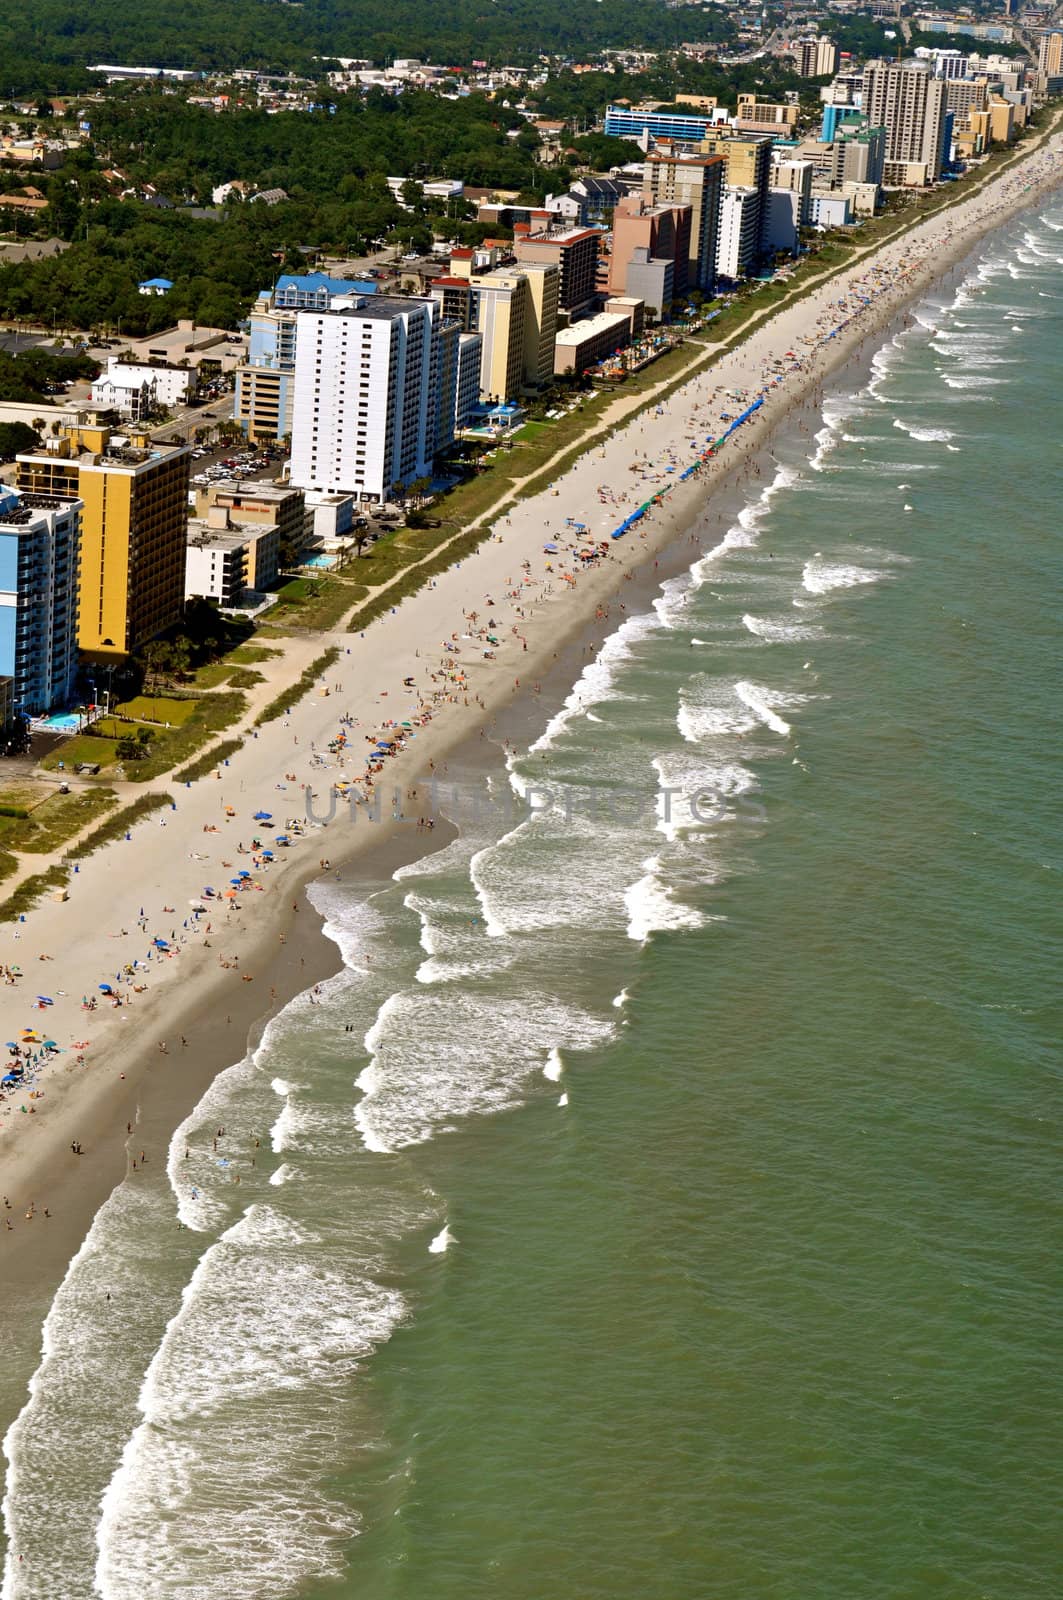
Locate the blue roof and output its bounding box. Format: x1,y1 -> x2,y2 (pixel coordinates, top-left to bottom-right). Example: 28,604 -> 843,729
139,276 -> 173,289
275,272 -> 376,297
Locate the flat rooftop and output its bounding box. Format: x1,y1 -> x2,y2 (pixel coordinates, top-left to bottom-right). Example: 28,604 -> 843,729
206,479 -> 301,503
555,311 -> 631,346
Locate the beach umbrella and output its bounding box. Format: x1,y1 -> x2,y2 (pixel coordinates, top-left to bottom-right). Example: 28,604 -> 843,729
153,938 -> 169,949
224,889 -> 238,899
37,995 -> 53,1004
43,1040 -> 58,1050
253,811 -> 273,821
238,870 -> 251,879
98,985 -> 112,994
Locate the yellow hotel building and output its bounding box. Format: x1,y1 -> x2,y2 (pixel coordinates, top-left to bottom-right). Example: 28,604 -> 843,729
16,428 -> 190,658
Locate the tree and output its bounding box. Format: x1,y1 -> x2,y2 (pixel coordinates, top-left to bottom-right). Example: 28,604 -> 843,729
167,639 -> 192,680
0,421 -> 40,461
141,640 -> 171,693
116,733 -> 151,761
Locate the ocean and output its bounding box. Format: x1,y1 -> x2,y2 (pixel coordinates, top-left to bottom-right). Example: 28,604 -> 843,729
2,197 -> 1061,1599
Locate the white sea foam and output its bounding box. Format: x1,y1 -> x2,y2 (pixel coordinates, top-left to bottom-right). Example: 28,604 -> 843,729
354,989 -> 613,1153
651,751 -> 755,842
741,612 -> 826,643
525,610 -> 660,757
166,1014 -> 300,1233
689,462 -> 798,568
941,374 -> 1005,390
892,419 -> 954,443
2,1185 -> 174,1600
624,857 -> 704,943
268,1163 -> 295,1186
677,676 -> 759,742
653,572 -> 694,626
94,1205 -> 405,1600
543,1048 -> 563,1081
428,1224 -> 453,1254
612,988 -> 629,1010
558,1093 -> 569,1107
802,555 -> 887,596
269,1095 -> 304,1155
734,681 -> 792,737
307,883 -> 384,972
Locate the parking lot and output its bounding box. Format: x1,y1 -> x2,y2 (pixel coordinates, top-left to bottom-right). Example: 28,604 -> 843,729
188,442 -> 288,487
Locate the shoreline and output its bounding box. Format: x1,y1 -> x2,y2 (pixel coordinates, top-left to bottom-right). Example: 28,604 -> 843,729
0,131 -> 1061,1372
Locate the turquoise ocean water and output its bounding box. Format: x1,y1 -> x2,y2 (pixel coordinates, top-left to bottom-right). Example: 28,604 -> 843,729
2,197 -> 1061,1599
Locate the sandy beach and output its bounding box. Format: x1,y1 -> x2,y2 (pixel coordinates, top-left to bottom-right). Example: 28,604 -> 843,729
0,126 -> 1060,1295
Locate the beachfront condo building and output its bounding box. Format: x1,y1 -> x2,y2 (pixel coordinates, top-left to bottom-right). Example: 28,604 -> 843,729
772,158 -> 814,225
429,264 -> 558,402
16,430 -> 190,660
235,274 -> 377,443
643,153 -> 725,293
609,194 -> 692,309
831,120 -> 887,188
861,60 -> 947,185
696,134 -> 772,262
0,488 -> 80,714
455,333 -> 482,428
716,188 -> 762,282
512,226 -> 599,320
795,37 -> 840,79
289,296 -> 445,503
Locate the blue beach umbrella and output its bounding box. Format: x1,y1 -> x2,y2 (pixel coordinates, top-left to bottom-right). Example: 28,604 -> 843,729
253,810 -> 273,821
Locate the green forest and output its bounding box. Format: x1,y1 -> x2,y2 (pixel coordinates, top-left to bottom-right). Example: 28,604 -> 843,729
87,90 -> 540,201
0,0 -> 733,94
0,91 -> 563,332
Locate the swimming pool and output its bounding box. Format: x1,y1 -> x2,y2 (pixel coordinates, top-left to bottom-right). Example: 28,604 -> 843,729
35,712 -> 83,732
303,553 -> 336,570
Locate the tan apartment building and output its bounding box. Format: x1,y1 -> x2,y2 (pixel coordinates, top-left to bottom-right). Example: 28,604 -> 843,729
734,95 -> 800,135
17,429 -> 190,658
861,60 -> 946,185
795,37 -> 840,78
430,263 -> 558,402
643,153 -> 726,292
192,480 -> 307,565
